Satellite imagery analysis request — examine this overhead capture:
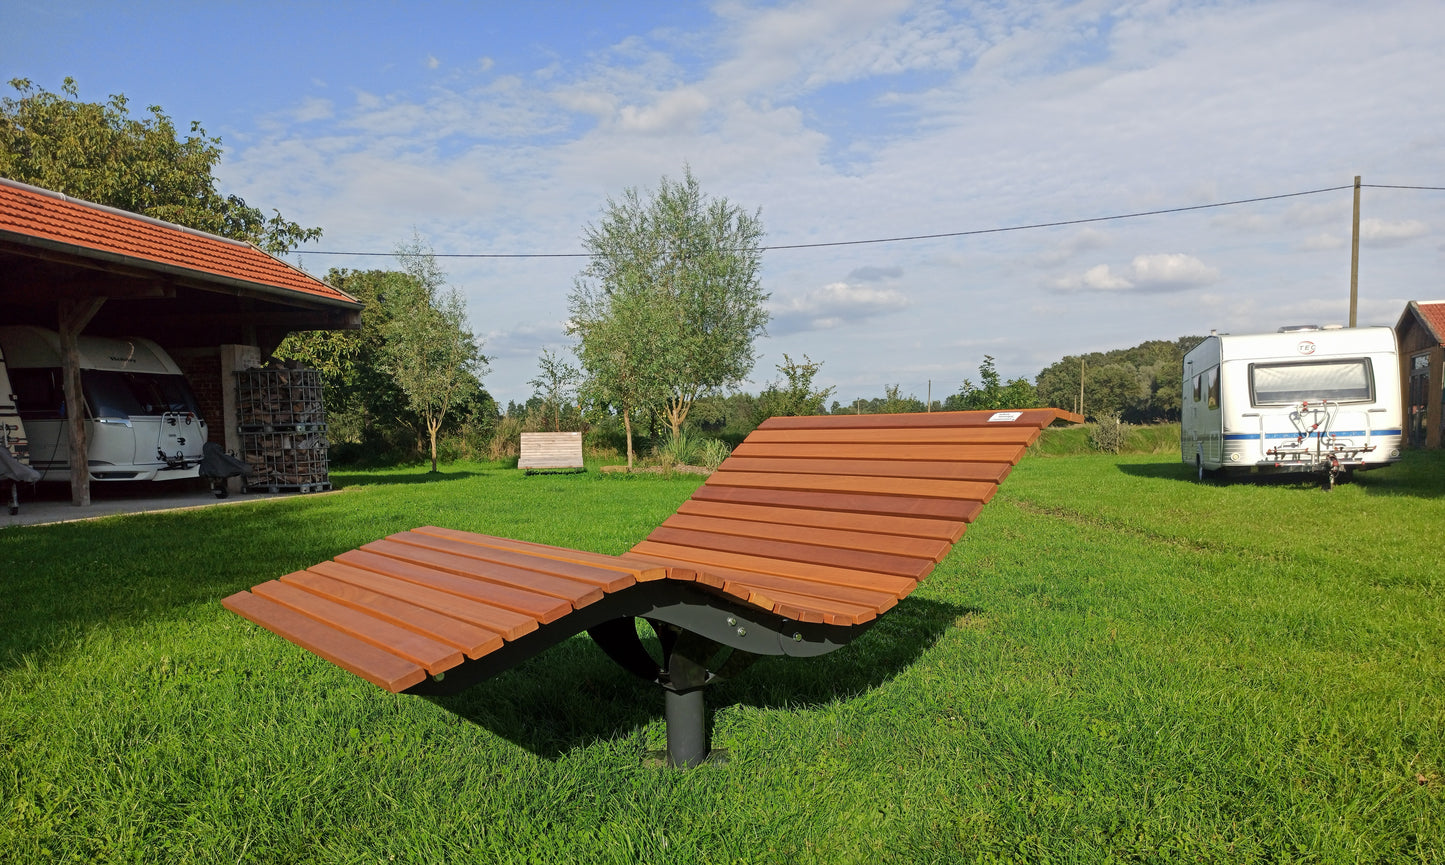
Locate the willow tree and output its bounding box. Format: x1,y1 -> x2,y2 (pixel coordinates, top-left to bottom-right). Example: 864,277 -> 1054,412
386,236 -> 488,471
568,168 -> 767,462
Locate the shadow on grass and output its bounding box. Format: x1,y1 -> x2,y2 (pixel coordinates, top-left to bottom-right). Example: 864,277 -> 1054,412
428,597 -> 969,760
1117,451 -> 1445,498
330,468 -> 492,488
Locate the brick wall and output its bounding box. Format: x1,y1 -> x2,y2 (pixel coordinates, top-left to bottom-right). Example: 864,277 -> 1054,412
171,349 -> 226,445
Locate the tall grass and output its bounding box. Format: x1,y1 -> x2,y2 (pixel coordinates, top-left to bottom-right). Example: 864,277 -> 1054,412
1,452 -> 1440,862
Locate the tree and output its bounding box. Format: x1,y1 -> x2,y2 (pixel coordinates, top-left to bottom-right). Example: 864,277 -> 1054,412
943,355 -> 1037,411
528,348 -> 582,432
755,354 -> 835,421
569,167 -> 768,460
1034,336 -> 1205,422
571,287 -> 670,468
385,235 -> 488,472
274,268 -> 413,447
0,77 -> 319,254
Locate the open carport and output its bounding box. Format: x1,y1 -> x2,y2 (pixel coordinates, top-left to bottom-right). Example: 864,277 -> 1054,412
0,177 -> 360,507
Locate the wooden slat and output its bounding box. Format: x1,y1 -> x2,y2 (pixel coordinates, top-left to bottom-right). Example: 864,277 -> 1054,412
731,441 -> 1027,464
675,499 -> 966,542
657,513 -> 953,562
757,409 -> 1079,429
630,539 -> 918,598
336,548 -> 574,624
743,426 -> 1041,446
689,485 -> 985,522
222,591 -> 425,693
410,527 -> 669,581
280,570 -> 506,658
309,560 -> 537,640
706,470 -> 998,502
644,526 -> 936,579
386,531 -> 636,592
362,539 -> 605,608
717,456 -> 1011,482
253,580 -> 465,674
621,553 -> 898,624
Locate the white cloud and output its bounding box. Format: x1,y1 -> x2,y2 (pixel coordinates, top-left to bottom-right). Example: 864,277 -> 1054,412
769,280 -> 912,334
615,87 -> 710,134
1361,217 -> 1428,246
1300,233 -> 1344,251
426,55 -> 440,70
1052,254 -> 1220,293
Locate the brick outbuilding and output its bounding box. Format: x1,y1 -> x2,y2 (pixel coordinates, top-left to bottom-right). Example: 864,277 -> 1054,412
1396,300 -> 1445,449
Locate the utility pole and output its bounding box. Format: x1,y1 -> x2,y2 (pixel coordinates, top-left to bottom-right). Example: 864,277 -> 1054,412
1077,358 -> 1085,417
1349,175 -> 1361,327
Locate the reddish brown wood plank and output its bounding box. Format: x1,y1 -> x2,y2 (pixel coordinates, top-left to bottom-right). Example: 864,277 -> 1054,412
410,527 -> 669,581
757,409 -> 1079,429
689,485 -> 985,522
336,548 -> 574,624
731,441 -> 1027,464
308,560 -> 537,640
252,580 -> 464,673
386,530 -> 636,592
629,539 -> 918,597
657,513 -> 953,562
222,591 -> 425,693
718,456 -> 1012,483
622,552 -> 897,624
744,426 -> 1040,446
362,539 -> 605,608
675,499 -> 966,542
706,470 -> 998,502
644,525 -> 936,579
280,571 -> 506,659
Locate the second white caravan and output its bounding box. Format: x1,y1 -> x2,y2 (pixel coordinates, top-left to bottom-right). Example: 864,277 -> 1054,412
1181,325 -> 1403,487
0,326 -> 208,483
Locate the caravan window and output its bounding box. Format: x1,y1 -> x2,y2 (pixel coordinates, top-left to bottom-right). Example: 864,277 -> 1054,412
1250,359 -> 1373,405
8,368 -> 65,419
82,371 -> 203,418
1192,374 -> 1202,402
1206,368 -> 1219,410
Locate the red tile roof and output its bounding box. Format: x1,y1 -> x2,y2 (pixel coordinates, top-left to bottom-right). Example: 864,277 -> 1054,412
1411,301 -> 1445,346
0,178 -> 357,307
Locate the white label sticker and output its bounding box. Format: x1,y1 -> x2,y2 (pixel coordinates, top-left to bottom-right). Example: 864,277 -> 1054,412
987,411 -> 1023,422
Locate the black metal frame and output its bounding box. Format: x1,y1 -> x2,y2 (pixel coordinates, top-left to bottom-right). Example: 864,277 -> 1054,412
403,581 -> 870,767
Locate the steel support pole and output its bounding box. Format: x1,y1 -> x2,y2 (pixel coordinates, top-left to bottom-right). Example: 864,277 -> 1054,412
664,687 -> 709,768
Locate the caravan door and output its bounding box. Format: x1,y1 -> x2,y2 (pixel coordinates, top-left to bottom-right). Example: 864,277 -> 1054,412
0,347 -> 31,467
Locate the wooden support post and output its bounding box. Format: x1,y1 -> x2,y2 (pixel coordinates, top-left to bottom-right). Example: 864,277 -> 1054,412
58,297 -> 106,507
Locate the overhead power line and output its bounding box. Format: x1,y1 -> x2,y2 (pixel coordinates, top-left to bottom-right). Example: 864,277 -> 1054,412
288,182 -> 1441,258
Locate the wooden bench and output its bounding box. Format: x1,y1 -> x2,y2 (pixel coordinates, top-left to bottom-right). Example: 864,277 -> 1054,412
223,408 -> 1079,766
517,431 -> 585,473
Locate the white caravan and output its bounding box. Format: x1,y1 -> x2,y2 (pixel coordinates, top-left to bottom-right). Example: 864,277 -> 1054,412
1181,325 -> 1403,487
0,326 -> 208,483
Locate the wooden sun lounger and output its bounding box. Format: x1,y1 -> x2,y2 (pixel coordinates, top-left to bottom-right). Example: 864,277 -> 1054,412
517,431 -> 585,472
223,408 -> 1080,766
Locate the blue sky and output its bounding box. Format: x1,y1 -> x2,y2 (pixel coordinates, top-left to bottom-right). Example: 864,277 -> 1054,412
5,0 -> 1443,405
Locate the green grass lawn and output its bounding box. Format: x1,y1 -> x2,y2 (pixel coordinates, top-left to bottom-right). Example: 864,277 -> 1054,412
1,451 -> 1441,863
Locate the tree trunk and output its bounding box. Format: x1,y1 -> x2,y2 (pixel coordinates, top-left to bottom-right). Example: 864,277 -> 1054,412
623,410 -> 634,469
428,418 -> 441,472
